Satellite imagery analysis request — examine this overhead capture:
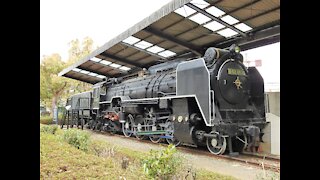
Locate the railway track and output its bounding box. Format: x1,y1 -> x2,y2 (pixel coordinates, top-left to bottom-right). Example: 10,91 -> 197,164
74,127 -> 280,173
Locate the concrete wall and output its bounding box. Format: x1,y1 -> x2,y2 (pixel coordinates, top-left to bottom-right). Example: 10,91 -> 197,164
266,92 -> 280,117
260,113 -> 280,155
260,92 -> 280,155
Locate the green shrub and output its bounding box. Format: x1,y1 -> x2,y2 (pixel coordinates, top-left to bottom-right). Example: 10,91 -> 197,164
142,144 -> 182,180
40,116 -> 53,125
62,129 -> 90,151
40,125 -> 58,134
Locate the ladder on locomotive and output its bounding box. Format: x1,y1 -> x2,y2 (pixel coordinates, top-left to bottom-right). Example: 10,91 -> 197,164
74,97 -> 91,129
61,97 -> 90,129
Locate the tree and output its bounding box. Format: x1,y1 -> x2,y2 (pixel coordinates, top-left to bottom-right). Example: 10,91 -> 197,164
40,53 -> 68,114
40,37 -> 95,115
64,37 -> 93,95
67,36 -> 93,65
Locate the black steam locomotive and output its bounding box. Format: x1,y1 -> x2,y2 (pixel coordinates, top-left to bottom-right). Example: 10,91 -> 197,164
62,45 -> 266,155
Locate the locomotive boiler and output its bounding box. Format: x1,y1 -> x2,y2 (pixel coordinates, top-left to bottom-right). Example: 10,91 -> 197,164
63,44 -> 267,155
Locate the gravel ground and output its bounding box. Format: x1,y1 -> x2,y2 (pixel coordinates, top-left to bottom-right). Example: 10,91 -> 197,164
87,130 -> 279,180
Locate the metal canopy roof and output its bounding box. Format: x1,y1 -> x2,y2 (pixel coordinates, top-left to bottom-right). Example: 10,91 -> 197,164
59,0 -> 280,84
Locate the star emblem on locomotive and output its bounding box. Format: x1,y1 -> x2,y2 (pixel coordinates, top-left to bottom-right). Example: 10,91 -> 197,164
233,76 -> 242,90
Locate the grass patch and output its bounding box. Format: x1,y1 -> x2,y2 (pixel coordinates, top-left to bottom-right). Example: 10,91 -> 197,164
40,125 -> 238,179
256,170 -> 280,180
197,169 -> 237,180
40,125 -> 58,134
40,125 -> 147,179
40,114 -> 63,125
40,132 -> 119,179
40,116 -> 53,125
62,129 -> 90,151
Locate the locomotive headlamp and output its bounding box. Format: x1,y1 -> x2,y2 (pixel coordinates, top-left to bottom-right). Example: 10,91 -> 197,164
235,46 -> 241,53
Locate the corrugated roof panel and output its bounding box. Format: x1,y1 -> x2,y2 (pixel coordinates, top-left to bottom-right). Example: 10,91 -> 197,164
255,0 -> 279,9
133,31 -> 151,40
105,44 -> 124,55
215,0 -> 251,12
162,18 -> 199,36
66,71 -> 77,76
79,60 -> 94,68
232,0 -> 280,20
178,26 -> 213,41
143,34 -> 165,45
96,66 -> 113,74
104,69 -> 119,75
155,41 -> 177,50
83,63 -> 103,70
190,34 -> 223,46
115,47 -> 139,58
126,51 -> 150,61
136,55 -> 159,65
246,11 -> 279,27
167,45 -> 188,54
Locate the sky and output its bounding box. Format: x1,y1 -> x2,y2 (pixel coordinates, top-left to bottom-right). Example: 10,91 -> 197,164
40,0 -> 280,90
40,0 -> 171,61
242,42 -> 280,85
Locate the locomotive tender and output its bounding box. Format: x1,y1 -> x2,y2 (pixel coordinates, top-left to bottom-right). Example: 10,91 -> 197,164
63,45 -> 267,155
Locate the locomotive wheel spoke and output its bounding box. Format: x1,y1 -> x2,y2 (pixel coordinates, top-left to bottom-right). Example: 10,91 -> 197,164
146,120 -> 161,143
206,131 -> 226,155
149,135 -> 161,143
165,120 -> 180,146
122,114 -> 134,137
233,132 -> 248,153
134,121 -> 144,140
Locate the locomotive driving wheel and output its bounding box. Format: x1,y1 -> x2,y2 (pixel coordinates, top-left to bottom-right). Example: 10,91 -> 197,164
122,114 -> 134,137
206,131 -> 227,155
232,132 -> 248,153
148,121 -> 162,143
165,120 -> 180,146
134,118 -> 147,140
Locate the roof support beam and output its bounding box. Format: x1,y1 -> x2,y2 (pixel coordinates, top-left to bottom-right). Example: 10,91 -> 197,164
142,50 -> 197,67
205,0 -> 223,5
63,74 -> 97,84
144,26 -> 203,56
186,3 -> 247,37
212,6 -> 280,34
239,34 -> 279,51
76,66 -> 109,77
221,0 -> 262,17
242,6 -> 280,23
213,24 -> 280,50
100,52 -> 143,68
